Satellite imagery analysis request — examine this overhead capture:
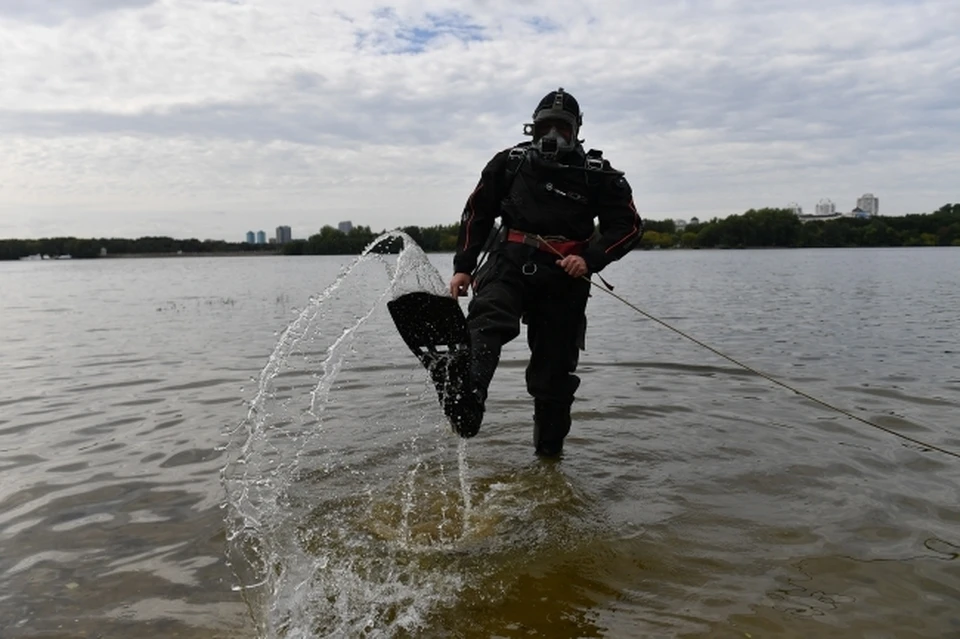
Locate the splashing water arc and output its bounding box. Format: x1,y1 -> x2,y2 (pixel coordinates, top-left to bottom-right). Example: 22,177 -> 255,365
220,232 -> 474,637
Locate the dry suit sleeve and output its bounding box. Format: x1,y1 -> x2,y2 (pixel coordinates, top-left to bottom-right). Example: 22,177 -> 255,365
582,173 -> 643,273
452,152 -> 508,275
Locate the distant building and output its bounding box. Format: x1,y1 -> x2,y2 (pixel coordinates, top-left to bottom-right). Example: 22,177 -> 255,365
788,202 -> 803,216
338,220 -> 353,234
796,199 -> 843,223
815,198 -> 836,216
856,193 -> 879,216
256,230 -> 266,244
689,216 -> 700,225
849,207 -> 871,219
674,219 -> 687,231
245,231 -> 255,244
275,225 -> 292,244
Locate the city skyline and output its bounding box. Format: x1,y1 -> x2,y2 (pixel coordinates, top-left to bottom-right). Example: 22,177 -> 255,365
240,223 -> 346,244
785,192 -> 879,218
2,1 -> 957,240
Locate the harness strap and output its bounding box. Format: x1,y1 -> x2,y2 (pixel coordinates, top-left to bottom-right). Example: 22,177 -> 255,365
506,230 -> 587,257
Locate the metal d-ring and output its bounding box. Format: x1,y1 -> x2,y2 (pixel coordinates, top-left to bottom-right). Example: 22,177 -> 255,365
522,262 -> 538,276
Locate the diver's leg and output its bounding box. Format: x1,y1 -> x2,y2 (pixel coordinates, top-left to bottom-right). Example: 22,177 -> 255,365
525,276 -> 590,456
449,257 -> 523,436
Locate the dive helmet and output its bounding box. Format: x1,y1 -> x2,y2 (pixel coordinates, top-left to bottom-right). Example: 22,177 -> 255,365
528,87 -> 582,160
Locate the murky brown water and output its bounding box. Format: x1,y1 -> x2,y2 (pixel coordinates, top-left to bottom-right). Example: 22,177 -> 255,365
1,246 -> 958,638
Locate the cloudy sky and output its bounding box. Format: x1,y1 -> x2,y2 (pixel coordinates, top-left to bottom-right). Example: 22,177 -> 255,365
1,0 -> 957,240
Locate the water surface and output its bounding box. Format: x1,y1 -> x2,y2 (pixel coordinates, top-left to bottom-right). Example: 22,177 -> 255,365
1,247 -> 958,637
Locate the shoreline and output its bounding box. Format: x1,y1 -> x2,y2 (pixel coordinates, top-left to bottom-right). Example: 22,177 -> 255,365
101,251 -> 280,258
5,244 -> 957,263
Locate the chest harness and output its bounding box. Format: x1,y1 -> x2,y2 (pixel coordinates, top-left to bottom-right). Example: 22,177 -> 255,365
500,146 -> 621,259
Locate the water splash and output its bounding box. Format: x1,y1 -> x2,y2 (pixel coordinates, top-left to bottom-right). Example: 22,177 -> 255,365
220,232 -> 476,637
458,438 -> 473,535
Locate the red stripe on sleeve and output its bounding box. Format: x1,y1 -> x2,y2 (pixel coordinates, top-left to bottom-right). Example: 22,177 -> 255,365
462,181 -> 483,250
605,199 -> 641,254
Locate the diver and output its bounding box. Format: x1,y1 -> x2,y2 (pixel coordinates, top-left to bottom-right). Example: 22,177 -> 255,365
447,88 -> 644,456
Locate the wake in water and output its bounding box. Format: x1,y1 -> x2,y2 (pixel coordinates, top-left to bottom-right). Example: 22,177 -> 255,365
220,232 -> 600,638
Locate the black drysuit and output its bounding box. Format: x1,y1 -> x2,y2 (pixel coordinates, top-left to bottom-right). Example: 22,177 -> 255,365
453,144 -> 643,452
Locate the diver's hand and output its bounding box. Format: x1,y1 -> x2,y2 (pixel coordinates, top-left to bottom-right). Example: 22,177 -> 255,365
556,255 -> 588,278
449,272 -> 472,298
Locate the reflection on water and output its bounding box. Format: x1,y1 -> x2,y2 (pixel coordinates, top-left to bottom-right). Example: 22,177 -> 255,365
1,247 -> 959,637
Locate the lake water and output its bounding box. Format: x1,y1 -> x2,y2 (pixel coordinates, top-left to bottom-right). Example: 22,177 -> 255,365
1,245 -> 958,638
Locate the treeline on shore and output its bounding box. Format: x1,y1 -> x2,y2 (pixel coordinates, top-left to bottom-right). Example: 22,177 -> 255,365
278,225 -> 457,255
644,202 -> 960,249
2,203 -> 958,261
0,236 -> 278,261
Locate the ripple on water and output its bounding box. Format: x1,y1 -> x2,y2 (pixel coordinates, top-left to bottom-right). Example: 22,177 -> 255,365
4,247 -> 960,637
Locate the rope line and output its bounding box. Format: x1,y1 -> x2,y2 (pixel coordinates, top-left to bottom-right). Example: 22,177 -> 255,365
533,235 -> 960,460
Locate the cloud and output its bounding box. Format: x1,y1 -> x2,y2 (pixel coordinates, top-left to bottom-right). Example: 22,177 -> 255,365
1,0 -> 958,238
0,0 -> 158,26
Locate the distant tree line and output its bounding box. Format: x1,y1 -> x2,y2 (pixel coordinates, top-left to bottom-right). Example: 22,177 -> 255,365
278,224 -> 460,256
0,236 -> 277,261
639,203 -> 960,249
2,204 -> 957,261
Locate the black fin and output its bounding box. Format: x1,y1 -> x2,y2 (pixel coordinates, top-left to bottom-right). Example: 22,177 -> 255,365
387,292 -> 483,437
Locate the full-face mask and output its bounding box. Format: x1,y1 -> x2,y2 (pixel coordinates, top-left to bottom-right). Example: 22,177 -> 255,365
524,87 -> 582,161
